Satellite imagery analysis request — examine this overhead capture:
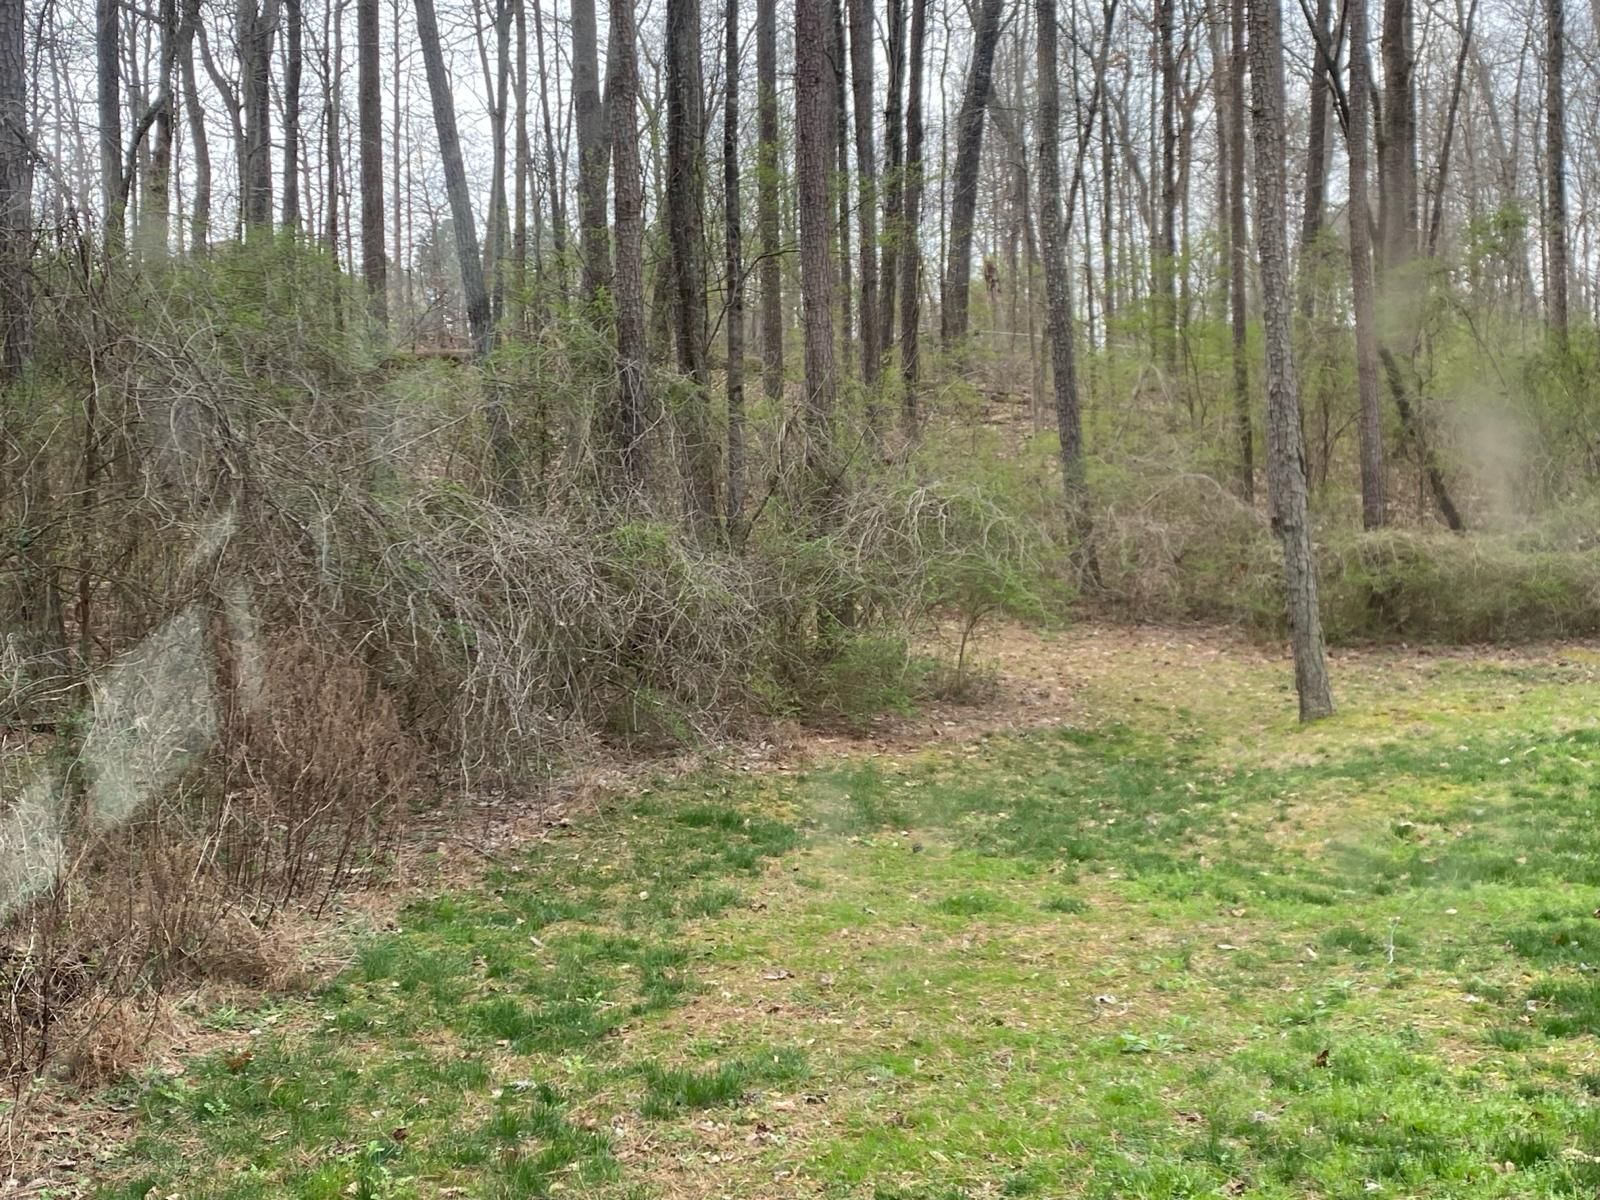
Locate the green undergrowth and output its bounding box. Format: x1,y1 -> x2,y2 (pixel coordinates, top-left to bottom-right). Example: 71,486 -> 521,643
90,642 -> 1600,1198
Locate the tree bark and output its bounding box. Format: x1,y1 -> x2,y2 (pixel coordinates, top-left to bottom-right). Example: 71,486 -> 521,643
1545,0 -> 1568,347
1348,0 -> 1387,528
610,0 -> 649,491
97,0 -> 123,252
180,0 -> 210,252
878,0 -> 906,374
666,0 -> 719,532
1156,0 -> 1177,370
1036,0 -> 1085,520
1228,0 -> 1252,501
1246,0 -> 1334,721
797,0 -> 838,512
241,0 -> 280,234
358,0 -> 387,322
939,0 -> 1006,346
574,0 -> 611,303
414,0 -> 518,502
757,0 -> 783,404
899,0 -> 927,415
725,0 -> 746,525
281,0 -> 302,230
0,0 -> 30,379
847,0 -> 880,386
1297,0 -> 1332,318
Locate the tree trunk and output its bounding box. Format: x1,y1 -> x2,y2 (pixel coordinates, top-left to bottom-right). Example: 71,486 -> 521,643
797,0 -> 838,513
180,0 -> 210,252
358,0 -> 387,322
1348,0 -> 1386,528
281,0 -> 302,230
1246,0 -> 1334,721
847,0 -> 880,387
666,0 -> 719,532
899,0 -> 927,416
1378,0 -> 1416,272
574,0 -> 611,303
1297,0 -> 1332,318
878,0 -> 906,373
939,0 -> 1005,346
532,0 -> 569,288
725,0 -> 746,525
241,0 -> 280,234
97,0 -> 123,252
831,0 -> 853,378
0,0 -> 29,379
610,0 -> 649,491
757,0 -> 783,404
414,0 -> 518,502
138,0 -> 180,258
1156,0 -> 1177,370
1545,0 -> 1568,347
1228,0 -> 1252,501
1036,0 -> 1085,520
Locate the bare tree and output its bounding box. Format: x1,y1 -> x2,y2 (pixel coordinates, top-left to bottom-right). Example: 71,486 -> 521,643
96,0 -> 123,250
1228,0 -> 1251,500
878,0 -> 907,373
0,0 -> 28,377
281,0 -> 303,230
610,0 -> 650,491
358,0 -> 387,322
847,0 -> 880,386
757,0 -> 782,405
939,0 -> 1006,346
574,0 -> 611,303
1348,0 -> 1386,527
180,0 -> 211,251
241,0 -> 281,232
797,0 -> 838,507
899,0 -> 927,413
1246,0 -> 1334,720
725,0 -> 746,525
1545,0 -> 1569,347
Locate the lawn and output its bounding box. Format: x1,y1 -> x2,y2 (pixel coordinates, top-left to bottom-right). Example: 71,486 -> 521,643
89,632 -> 1600,1198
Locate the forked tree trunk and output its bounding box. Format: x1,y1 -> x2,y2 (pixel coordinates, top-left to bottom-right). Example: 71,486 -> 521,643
939,0 -> 1005,346
1246,0 -> 1334,721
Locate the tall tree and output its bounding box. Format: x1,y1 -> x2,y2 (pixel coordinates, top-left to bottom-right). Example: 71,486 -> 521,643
878,0 -> 908,371
1378,0 -> 1417,272
1227,0 -> 1252,500
181,0 -> 211,251
1246,0 -> 1335,720
847,0 -> 881,386
1348,0 -> 1386,527
610,0 -> 649,490
666,0 -> 719,530
899,0 -> 928,414
96,0 -> 123,251
281,0 -> 303,230
1036,0 -> 1084,519
1155,0 -> 1178,369
358,0 -> 387,322
797,0 -> 838,506
756,0 -> 783,404
0,0 -> 29,378
1545,0 -> 1569,347
414,0 -> 518,500
725,0 -> 746,524
939,0 -> 1006,346
1298,0 -> 1333,310
574,0 -> 611,302
241,0 -> 282,232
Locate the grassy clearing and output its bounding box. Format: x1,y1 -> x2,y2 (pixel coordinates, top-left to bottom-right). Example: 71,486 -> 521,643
78,633 -> 1600,1198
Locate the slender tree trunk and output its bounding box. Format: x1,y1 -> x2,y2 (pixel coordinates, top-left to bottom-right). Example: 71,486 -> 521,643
666,0 -> 719,532
879,0 -> 906,373
1228,0 -> 1252,501
610,0 -> 649,490
0,0 -> 30,378
181,0 -> 210,252
1298,0 -> 1332,318
1246,0 -> 1334,721
97,0 -> 123,252
725,0 -> 746,525
1349,0 -> 1386,528
414,0 -> 518,501
1036,0 -> 1085,522
574,0 -> 611,303
1545,0 -> 1568,347
757,0 -> 783,404
1156,0 -> 1177,370
797,0 -> 838,514
323,0 -> 342,255
358,0 -> 387,322
939,0 -> 1006,346
532,0 -> 568,286
831,0 -> 853,377
899,0 -> 927,416
241,0 -> 280,234
847,0 -> 880,387
138,0 -> 179,258
280,0 -> 302,230
512,0 -> 529,316
1379,0 -> 1417,272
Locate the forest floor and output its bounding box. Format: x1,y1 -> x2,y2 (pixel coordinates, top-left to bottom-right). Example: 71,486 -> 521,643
28,623 -> 1600,1199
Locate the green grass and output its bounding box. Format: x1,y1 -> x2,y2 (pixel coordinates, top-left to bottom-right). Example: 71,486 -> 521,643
84,637 -> 1600,1198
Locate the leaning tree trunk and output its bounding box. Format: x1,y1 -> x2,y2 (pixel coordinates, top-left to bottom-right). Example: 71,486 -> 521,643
796,0 -> 838,518
938,0 -> 1006,346
1035,0 -> 1085,523
414,0 -> 518,502
358,0 -> 387,322
666,0 -> 719,533
1246,0 -> 1334,721
1348,0 -> 1387,528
